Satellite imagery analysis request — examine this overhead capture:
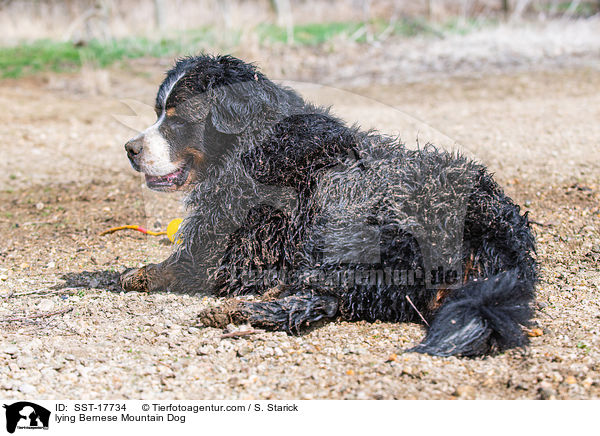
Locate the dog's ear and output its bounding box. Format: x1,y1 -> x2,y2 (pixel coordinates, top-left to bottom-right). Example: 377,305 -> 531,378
209,80 -> 264,134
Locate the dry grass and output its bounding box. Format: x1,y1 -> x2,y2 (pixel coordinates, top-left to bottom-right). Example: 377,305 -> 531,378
1,0 -> 598,44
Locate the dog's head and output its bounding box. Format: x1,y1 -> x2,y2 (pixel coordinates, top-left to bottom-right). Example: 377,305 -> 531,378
124,54 -> 298,192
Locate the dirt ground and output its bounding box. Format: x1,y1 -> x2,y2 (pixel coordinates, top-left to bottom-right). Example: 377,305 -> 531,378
0,62 -> 599,399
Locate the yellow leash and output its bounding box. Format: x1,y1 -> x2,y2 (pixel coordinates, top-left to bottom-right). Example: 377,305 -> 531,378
100,218 -> 183,243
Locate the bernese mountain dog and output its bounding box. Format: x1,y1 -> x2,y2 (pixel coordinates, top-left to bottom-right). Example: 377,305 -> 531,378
119,54 -> 537,357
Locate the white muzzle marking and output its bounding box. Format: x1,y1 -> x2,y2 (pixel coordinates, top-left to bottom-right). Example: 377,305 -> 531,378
134,115 -> 179,176
132,70 -> 188,176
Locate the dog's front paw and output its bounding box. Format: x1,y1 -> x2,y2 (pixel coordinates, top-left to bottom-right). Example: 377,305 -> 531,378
119,267 -> 149,292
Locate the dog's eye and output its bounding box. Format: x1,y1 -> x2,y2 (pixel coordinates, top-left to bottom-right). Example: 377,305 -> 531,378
167,117 -> 186,131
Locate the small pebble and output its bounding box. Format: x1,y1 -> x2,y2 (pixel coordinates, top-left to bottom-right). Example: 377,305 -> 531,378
37,300 -> 55,311
565,376 -> 577,385
196,345 -> 213,356
528,328 -> 544,337
18,383 -> 37,394
538,382 -> 556,400
1,344 -> 19,355
453,385 -> 476,398
237,346 -> 253,357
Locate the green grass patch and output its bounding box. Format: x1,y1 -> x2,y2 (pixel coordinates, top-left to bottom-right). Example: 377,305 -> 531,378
438,17 -> 497,35
0,18 -> 490,78
0,39 -> 136,78
257,19 -> 432,45
258,21 -> 364,45
534,1 -> 599,16
577,342 -> 591,353
0,27 -> 224,79
257,17 -> 491,45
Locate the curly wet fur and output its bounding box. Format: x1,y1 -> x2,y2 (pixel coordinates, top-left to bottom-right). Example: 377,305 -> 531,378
121,54 -> 537,357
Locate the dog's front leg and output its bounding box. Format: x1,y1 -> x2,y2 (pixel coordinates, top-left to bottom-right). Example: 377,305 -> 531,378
119,249 -> 210,294
119,194 -> 259,294
119,238 -> 223,294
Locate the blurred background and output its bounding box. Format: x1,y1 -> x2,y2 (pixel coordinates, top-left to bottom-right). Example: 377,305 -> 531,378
1,0 -> 599,84
0,0 -> 600,84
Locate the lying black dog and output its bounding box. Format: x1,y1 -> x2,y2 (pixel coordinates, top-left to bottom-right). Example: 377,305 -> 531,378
120,54 -> 537,357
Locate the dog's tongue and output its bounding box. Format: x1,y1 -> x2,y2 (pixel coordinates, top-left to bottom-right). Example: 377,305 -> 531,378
145,168 -> 182,184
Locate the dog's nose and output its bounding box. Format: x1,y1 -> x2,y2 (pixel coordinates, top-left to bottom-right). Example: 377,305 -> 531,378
125,137 -> 143,157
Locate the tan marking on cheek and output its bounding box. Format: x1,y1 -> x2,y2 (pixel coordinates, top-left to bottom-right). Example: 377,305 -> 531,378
186,148 -> 205,168
166,107 -> 176,117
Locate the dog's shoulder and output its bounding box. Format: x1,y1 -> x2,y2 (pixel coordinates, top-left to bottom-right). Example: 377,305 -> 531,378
242,109 -> 360,186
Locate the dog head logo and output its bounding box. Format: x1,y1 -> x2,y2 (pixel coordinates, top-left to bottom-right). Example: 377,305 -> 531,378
3,402 -> 50,434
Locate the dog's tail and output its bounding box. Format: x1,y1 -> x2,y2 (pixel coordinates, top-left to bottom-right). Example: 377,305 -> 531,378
409,269 -> 535,357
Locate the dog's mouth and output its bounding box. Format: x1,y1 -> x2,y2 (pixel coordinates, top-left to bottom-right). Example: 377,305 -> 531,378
144,163 -> 190,191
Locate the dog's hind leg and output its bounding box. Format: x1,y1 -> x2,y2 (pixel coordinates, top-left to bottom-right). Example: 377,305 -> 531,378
198,291 -> 339,333
409,171 -> 537,357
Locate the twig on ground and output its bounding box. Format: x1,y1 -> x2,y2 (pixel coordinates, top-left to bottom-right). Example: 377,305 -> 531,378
11,287 -> 84,298
0,307 -> 73,323
529,220 -> 555,227
155,360 -> 173,371
21,221 -> 54,227
405,295 -> 430,327
221,329 -> 263,339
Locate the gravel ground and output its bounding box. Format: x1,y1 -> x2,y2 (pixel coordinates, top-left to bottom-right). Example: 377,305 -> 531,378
1,45 -> 599,399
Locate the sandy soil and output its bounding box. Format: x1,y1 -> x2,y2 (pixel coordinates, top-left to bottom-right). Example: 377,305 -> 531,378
0,63 -> 599,399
